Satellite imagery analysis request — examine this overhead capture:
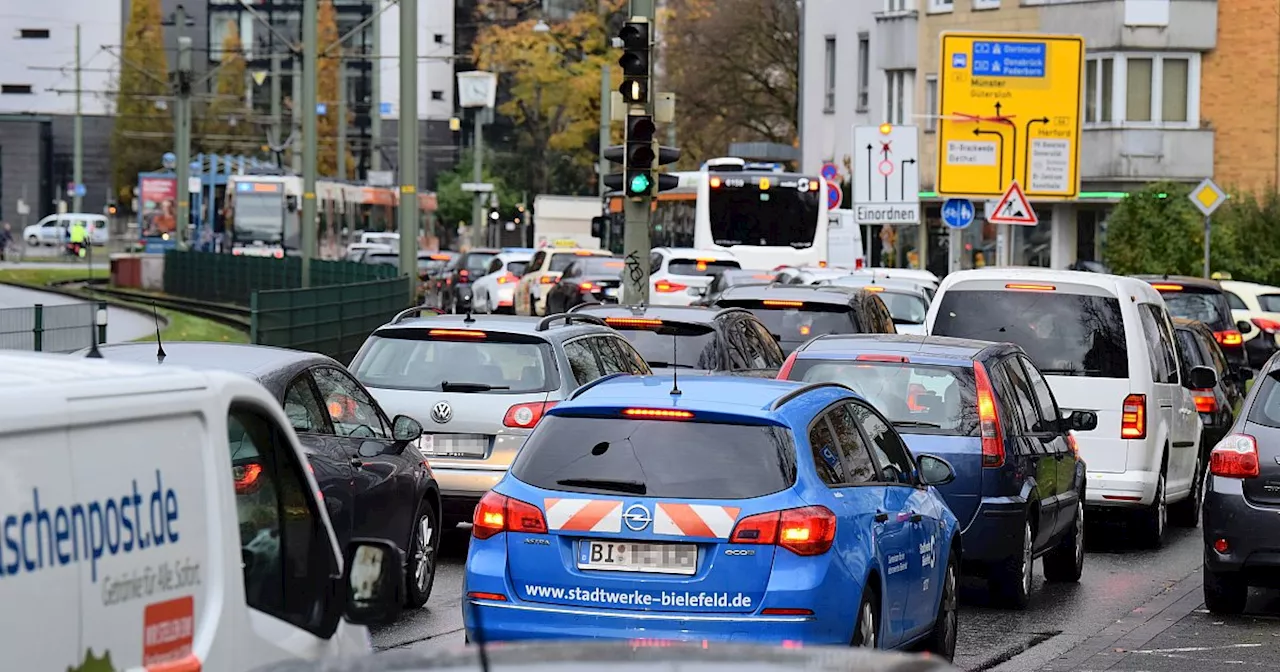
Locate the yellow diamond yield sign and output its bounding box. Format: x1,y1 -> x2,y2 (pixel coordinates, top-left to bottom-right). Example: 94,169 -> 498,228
1189,178 -> 1227,217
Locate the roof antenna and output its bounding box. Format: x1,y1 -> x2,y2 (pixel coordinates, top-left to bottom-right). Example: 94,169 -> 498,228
85,308 -> 103,359
152,303 -> 166,363
463,302 -> 475,325
669,330 -> 681,396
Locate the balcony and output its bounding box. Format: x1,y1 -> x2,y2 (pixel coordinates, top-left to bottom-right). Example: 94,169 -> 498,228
1038,0 -> 1216,51
874,10 -> 917,71
1079,127 -> 1214,182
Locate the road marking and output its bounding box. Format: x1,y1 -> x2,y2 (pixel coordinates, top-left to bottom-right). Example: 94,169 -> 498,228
1132,643 -> 1263,654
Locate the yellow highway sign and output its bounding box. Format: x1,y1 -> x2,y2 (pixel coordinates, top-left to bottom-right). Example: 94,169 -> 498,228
936,32 -> 1084,200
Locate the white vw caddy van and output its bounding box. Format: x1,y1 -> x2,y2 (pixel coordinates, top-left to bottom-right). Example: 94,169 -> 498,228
0,352 -> 404,671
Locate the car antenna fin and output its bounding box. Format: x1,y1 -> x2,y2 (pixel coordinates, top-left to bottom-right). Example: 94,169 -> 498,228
153,303 -> 166,363
670,330 -> 681,396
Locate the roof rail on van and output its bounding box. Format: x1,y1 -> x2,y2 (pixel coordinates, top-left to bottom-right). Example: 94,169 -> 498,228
391,306 -> 443,324
535,313 -> 607,331
769,382 -> 853,411
567,372 -> 631,400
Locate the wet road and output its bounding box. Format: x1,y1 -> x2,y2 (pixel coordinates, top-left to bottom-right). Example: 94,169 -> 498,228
372,519 -> 1224,670
0,282 -> 156,345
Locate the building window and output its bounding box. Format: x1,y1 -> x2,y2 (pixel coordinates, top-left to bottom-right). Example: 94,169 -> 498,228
972,0 -> 1000,9
1086,53 -> 1196,127
924,75 -> 937,132
431,90 -> 444,101
883,0 -> 909,11
856,33 -> 870,112
823,37 -> 836,113
18,29 -> 50,39
928,0 -> 954,12
1,84 -> 33,94
884,70 -> 914,125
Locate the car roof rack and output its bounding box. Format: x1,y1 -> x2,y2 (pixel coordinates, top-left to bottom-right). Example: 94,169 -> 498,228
769,382 -> 853,411
567,372 -> 632,400
390,306 -> 443,324
535,313 -> 607,331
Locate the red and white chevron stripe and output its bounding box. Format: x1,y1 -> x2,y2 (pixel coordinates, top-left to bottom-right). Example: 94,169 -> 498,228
544,498 -> 623,533
654,503 -> 741,539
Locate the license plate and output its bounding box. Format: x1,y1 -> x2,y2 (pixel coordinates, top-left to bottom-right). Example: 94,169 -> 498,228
419,434 -> 488,457
576,540 -> 697,575
604,287 -> 619,297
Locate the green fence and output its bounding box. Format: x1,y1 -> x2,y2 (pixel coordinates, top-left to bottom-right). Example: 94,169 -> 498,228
0,303 -> 104,353
164,251 -> 399,305
250,276 -> 412,363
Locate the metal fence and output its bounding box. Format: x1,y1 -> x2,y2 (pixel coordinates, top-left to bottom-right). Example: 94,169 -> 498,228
0,303 -> 101,353
250,276 -> 412,363
164,251 -> 400,305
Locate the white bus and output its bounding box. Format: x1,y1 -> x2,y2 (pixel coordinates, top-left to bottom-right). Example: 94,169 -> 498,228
602,158 -> 829,270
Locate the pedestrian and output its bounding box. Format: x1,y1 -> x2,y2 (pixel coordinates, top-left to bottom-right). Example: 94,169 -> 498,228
0,222 -> 11,262
68,220 -> 88,259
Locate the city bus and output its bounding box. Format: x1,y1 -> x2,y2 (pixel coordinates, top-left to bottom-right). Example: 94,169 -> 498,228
603,158 -> 828,269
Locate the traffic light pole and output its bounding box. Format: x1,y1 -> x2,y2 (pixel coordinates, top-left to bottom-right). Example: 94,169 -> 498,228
621,0 -> 656,306
301,0 -> 318,287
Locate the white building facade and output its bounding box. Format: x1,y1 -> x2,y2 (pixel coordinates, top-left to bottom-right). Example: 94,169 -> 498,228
378,0 -> 455,122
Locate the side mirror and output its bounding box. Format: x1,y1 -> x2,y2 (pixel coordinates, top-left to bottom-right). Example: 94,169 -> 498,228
1189,365 -> 1219,390
1237,320 -> 1253,333
342,539 -> 404,625
1067,410 -> 1098,432
393,414 -> 424,442
917,454 -> 956,486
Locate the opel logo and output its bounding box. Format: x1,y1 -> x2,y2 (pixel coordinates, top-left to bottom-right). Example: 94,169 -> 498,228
623,503 -> 652,532
430,401 -> 453,424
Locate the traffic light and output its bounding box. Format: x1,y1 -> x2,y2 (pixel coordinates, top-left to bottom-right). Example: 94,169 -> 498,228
617,20 -> 650,105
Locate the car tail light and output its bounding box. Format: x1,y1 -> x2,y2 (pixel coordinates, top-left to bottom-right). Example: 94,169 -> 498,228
233,462 -> 263,495
973,361 -> 1004,468
655,281 -> 687,293
817,260 -> 828,268
1209,433 -> 1260,479
496,273 -> 517,284
472,491 -> 548,540
857,354 -> 908,363
763,300 -> 804,307
621,408 -> 694,420
1121,394 -> 1146,439
1253,317 -> 1280,334
579,282 -> 596,292
1150,283 -> 1183,291
606,317 -> 663,328
503,401 -> 557,428
1005,283 -> 1056,291
1214,330 -> 1244,347
459,269 -> 470,279
729,506 -> 836,556
777,352 -> 798,379
1193,390 -> 1217,413
539,276 -> 558,285
428,329 -> 486,339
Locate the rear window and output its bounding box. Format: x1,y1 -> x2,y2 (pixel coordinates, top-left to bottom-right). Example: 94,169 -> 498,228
351,332 -> 555,393
1247,371 -> 1280,429
1157,289 -> 1232,331
932,289 -> 1129,378
366,253 -> 398,266
791,360 -> 978,436
878,292 -> 928,325
580,257 -> 626,275
723,301 -> 857,344
418,258 -> 449,273
550,253 -> 605,273
668,258 -> 742,276
464,253 -> 498,272
1258,294 -> 1280,312
507,260 -> 529,276
607,321 -> 720,370
510,415 -> 797,499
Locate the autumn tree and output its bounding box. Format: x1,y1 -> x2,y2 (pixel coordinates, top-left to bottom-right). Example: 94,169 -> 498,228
111,0 -> 171,203
661,0 -> 799,167
317,0 -> 354,177
474,0 -> 625,195
199,21 -> 254,156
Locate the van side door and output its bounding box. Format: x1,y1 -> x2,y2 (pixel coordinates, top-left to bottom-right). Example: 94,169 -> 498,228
1137,303 -> 1185,491
1016,355 -> 1078,537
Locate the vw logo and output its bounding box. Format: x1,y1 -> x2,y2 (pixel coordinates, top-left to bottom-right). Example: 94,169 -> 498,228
430,401 -> 453,424
623,503 -> 652,532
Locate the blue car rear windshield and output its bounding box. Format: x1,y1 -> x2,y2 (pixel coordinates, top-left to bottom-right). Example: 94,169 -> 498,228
510,416 -> 797,499
790,360 -> 978,436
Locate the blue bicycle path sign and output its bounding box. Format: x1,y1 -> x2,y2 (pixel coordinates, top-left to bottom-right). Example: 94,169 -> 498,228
942,198 -> 975,229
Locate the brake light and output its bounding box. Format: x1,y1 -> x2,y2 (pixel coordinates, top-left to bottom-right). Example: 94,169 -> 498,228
472,491 -> 548,540
1209,433 -> 1260,478
1253,317 -> 1280,333
579,282 -> 596,292
864,285 -> 884,292
729,506 -> 836,556
1150,283 -> 1183,291
1121,394 -> 1146,439
856,353 -> 908,363
818,260 -> 828,268
777,352 -> 798,379
504,401 -> 557,428
539,275 -> 558,284
655,281 -> 687,293
621,408 -> 694,419
1193,390 -> 1217,413
1005,283 -> 1056,291
574,250 -> 595,256
763,300 -> 804,307
973,361 -> 1004,468
605,317 -> 663,328
428,329 -> 486,338
430,254 -> 452,261
496,273 -> 517,284
233,462 -> 263,495
1214,330 -> 1244,346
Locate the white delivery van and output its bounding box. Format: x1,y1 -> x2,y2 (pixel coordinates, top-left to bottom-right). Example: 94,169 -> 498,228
0,352 -> 404,671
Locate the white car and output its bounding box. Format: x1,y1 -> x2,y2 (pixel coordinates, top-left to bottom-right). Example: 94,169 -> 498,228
1219,279 -> 1280,369
472,251 -> 533,314
847,268 -> 939,300
926,268 -> 1205,547
24,213 -> 109,246
773,265 -> 849,286
646,247 -> 742,306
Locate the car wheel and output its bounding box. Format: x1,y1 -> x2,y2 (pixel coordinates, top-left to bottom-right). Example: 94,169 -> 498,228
1170,458 -> 1203,528
1044,498 -> 1085,583
1203,565 -> 1248,615
404,498 -> 440,608
1135,471 -> 1167,549
851,585 -> 880,649
26,235 -> 38,247
925,551 -> 958,661
992,520 -> 1033,609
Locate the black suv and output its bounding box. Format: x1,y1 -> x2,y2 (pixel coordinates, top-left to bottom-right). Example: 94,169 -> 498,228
711,284 -> 897,354
1138,275 -> 1251,391
571,303 -> 786,376
1172,317 -> 1242,455
438,248 -> 501,313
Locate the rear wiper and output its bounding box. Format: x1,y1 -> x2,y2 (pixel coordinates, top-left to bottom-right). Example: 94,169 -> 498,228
556,478 -> 647,494
892,420 -> 943,428
647,361 -> 697,369
441,381 -> 510,392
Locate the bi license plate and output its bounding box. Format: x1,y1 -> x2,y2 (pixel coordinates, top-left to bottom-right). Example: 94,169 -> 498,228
420,434 -> 488,457
577,540 -> 697,575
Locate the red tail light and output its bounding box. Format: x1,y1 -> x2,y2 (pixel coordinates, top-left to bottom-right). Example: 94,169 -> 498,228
1209,433 -> 1260,478
777,351 -> 798,379
539,275 -> 558,285
1214,330 -> 1244,346
472,491 -> 548,540
973,361 -> 1004,468
233,462 -> 263,494
655,281 -> 687,293
729,506 -> 836,556
459,269 -> 470,278
579,282 -> 596,292
1253,317 -> 1280,334
1121,394 -> 1146,439
1193,390 -> 1217,413
496,273 -> 517,284
503,401 -> 557,428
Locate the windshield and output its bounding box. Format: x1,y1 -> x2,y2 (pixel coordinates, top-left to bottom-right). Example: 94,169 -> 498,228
791,360 -> 978,436
510,415 -> 797,499
351,333 -> 555,393
932,289 -> 1130,378
233,193 -> 284,242
550,253 -> 605,273
722,302 -> 858,346
709,178 -> 820,249
878,292 -> 929,324
668,258 -> 742,276
1158,290 -> 1233,331
612,323 -> 721,370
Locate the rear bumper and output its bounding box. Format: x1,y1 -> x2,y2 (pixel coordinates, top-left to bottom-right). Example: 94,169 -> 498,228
1203,477 -> 1280,586
1084,469 -> 1158,509
959,497 -> 1027,566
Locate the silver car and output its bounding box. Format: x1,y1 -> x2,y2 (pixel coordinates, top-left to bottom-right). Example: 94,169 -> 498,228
349,310 -> 653,531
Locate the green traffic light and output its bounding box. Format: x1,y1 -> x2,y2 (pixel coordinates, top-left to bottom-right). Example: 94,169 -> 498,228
629,173 -> 652,194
